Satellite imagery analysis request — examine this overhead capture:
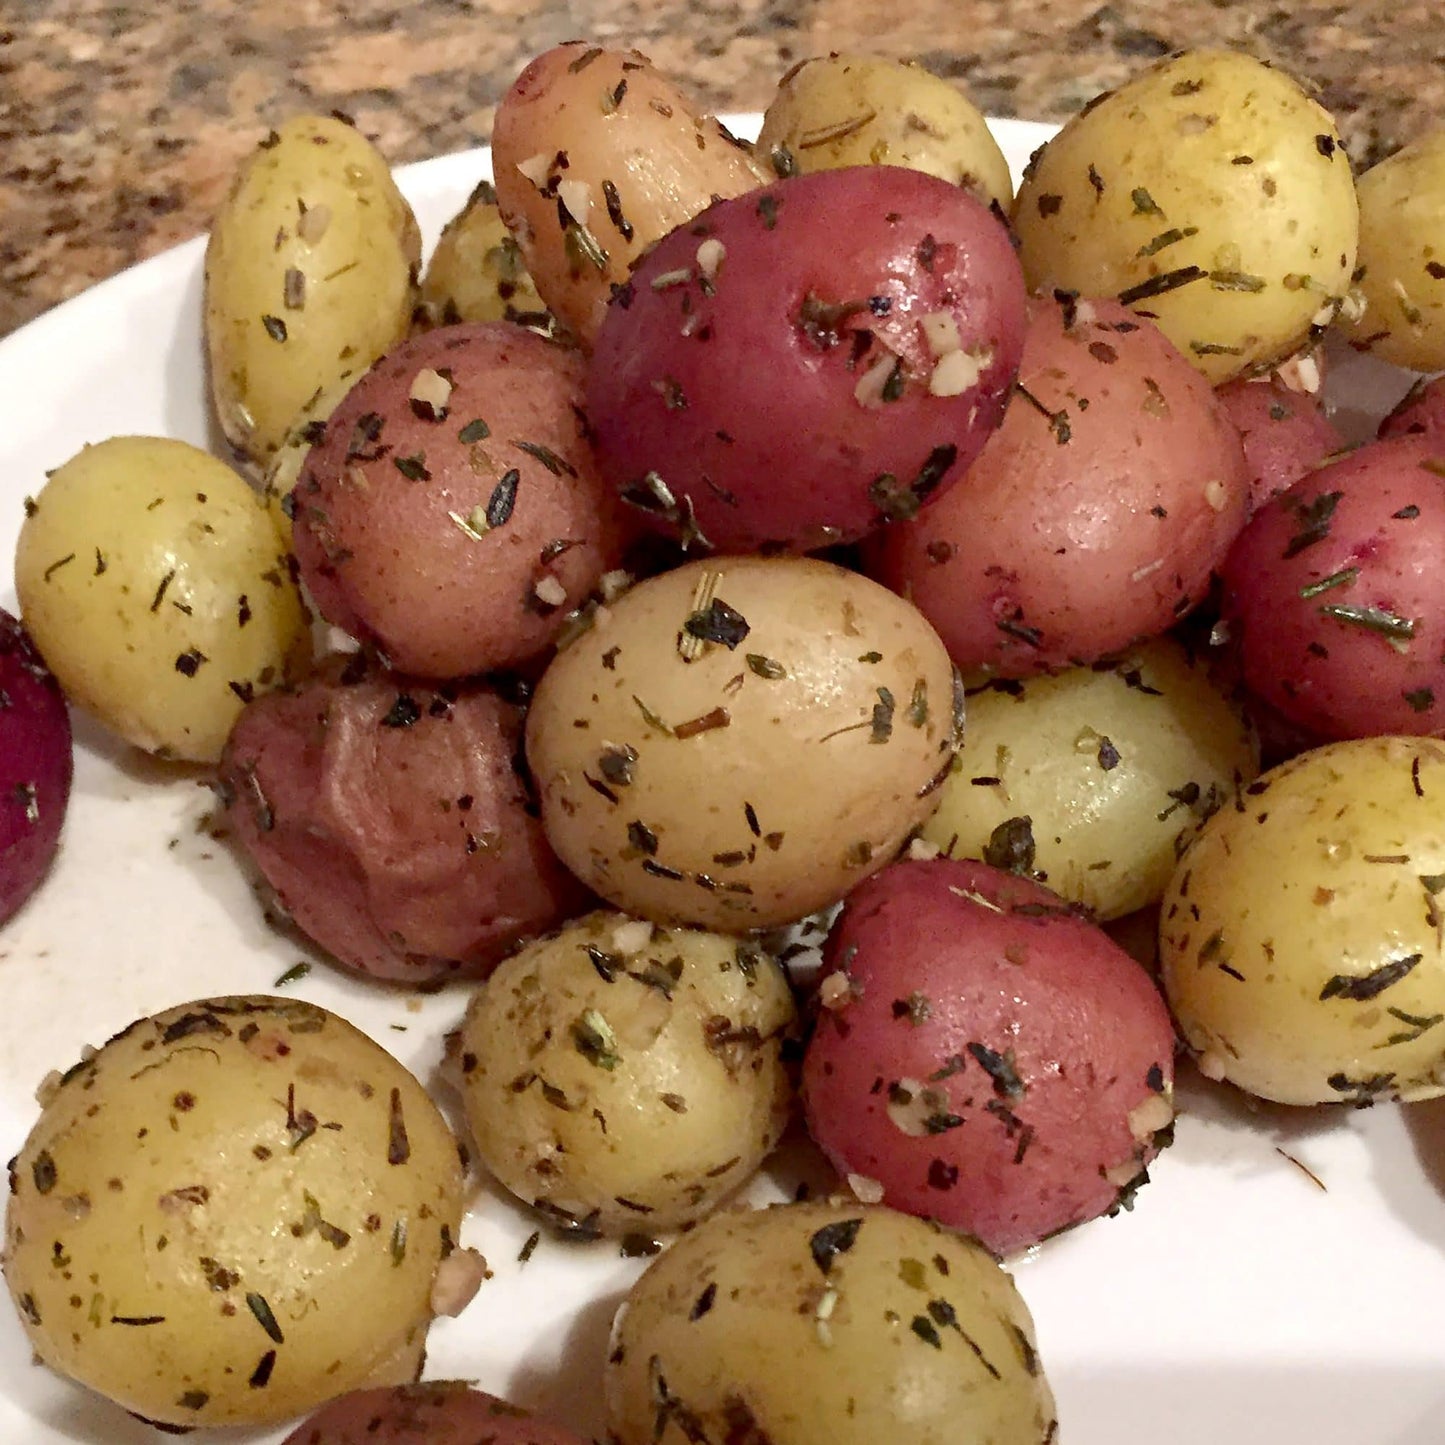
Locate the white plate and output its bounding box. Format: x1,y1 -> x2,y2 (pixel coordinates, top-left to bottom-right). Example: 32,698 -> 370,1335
1,115 -> 1442,1445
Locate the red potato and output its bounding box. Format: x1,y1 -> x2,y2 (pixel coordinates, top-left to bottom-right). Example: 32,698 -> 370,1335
586,165 -> 1027,552
802,857 -> 1176,1257
1380,374 -> 1445,447
291,322 -> 635,679
220,655 -> 589,984
1220,436 -> 1445,739
279,1382 -> 588,1444
1215,373 -> 1345,514
0,609 -> 73,924
870,295 -> 1249,675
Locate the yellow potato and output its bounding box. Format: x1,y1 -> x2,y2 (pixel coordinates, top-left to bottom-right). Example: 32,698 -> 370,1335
258,374 -> 355,551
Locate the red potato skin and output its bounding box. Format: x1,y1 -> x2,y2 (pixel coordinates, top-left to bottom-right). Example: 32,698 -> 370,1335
1215,374 -> 1345,514
869,295 -> 1249,675
0,609 -> 73,924
1381,375 -> 1445,447
586,166 -> 1026,552
220,656 -> 589,984
1220,436 -> 1445,739
279,1382 -> 587,1444
802,858 -> 1176,1257
292,322 -> 635,679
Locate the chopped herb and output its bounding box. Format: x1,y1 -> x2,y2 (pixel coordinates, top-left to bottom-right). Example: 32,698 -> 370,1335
458,418 -> 490,444
273,962 -> 310,988
380,694 -> 421,728
518,1230 -> 541,1264
756,194 -> 779,230
967,1041 -> 1026,1099
249,1351 -> 277,1388
746,653 -> 786,679
1318,603 -> 1416,642
246,1292 -> 285,1344
871,686 -> 895,743
1299,567 -> 1359,599
911,1315 -> 943,1348
486,469 -> 520,527
808,1217 -> 863,1274
627,820 -> 659,855
1320,953 -> 1421,1001
1118,266 -> 1206,306
513,440 -> 575,476
1282,490 -> 1343,557
393,453 -> 431,482
1131,187 -> 1163,216
262,314 -> 288,342
387,1087 -> 410,1165
684,598 -> 750,648
573,1009 -> 622,1070
983,816 -> 1035,874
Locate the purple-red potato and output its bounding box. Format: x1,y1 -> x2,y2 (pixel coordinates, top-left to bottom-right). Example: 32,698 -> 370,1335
220,655 -> 589,984
279,1382 -> 587,1445
1381,375 -> 1445,447
0,609 -> 73,924
1220,436 -> 1445,739
491,43 -> 766,347
291,322 -> 634,679
586,166 -> 1026,553
870,295 -> 1249,675
1215,374 -> 1345,514
802,857 -> 1176,1256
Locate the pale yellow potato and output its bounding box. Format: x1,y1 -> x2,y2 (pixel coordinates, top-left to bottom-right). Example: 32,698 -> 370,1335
1013,48 -> 1359,383
606,1201 -> 1057,1445
3,997 -> 465,1428
525,555 -> 961,931
755,53 -> 1013,209
205,114 -> 420,466
491,43 -> 767,346
15,437 -> 307,763
259,374 -> 356,550
923,638 -> 1259,919
455,910 -> 796,1233
1160,737 -> 1445,1106
1345,127 -> 1445,369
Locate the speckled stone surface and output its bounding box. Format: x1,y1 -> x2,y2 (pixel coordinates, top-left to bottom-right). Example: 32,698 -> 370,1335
5,0 -> 1445,338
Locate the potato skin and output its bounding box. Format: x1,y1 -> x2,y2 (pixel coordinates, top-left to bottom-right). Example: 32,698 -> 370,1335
525,555 -> 961,931
291,323 -> 634,679
1160,738 -> 1445,1105
1215,374 -> 1345,514
455,910 -> 796,1233
2,997 -> 464,1428
755,53 -> 1013,209
15,436 -> 307,762
1380,374 -> 1445,447
605,1200 -> 1058,1445
803,859 -> 1175,1256
220,655 -> 589,984
587,165 -> 1026,552
279,1382 -> 587,1444
205,115 -> 420,466
870,295 -> 1249,675
1013,48 -> 1358,383
492,43 -> 766,346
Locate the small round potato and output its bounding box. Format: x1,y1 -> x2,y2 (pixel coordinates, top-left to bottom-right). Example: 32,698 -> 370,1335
3,997 -> 465,1428
280,1382 -> 588,1444
525,555 -> 962,931
15,436 -> 307,762
454,910 -> 797,1233
923,638 -> 1260,919
1160,737 -> 1445,1105
755,53 -> 1013,209
260,374 -> 357,551
605,1201 -> 1058,1445
1013,48 -> 1359,383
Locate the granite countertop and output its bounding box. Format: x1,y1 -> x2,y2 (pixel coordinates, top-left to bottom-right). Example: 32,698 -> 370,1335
5,0 -> 1445,340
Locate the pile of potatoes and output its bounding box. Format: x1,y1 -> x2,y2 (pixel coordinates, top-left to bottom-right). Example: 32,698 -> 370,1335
9,34 -> 1445,1444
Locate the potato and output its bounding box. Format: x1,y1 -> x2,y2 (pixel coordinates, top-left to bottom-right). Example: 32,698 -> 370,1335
280,1382 -> 588,1444
605,1200 -> 1057,1445
1215,373 -> 1345,513
3,996 -> 465,1428
1220,436 -> 1445,739
1160,737 -> 1445,1105
15,436 -> 307,762
1380,373 -> 1445,446
923,638 -> 1260,919
0,608 -> 72,924
525,555 -> 961,931
453,910 -> 796,1233
220,654 -> 590,984
755,53 -> 1013,209
870,294 -> 1249,674
1345,127 -> 1445,370
803,859 -> 1176,1255
260,374 -> 357,551
415,179 -> 551,332
1013,48 -> 1359,383
587,165 -> 1026,553
205,115 -> 420,467
291,322 -> 635,679
491,43 -> 766,346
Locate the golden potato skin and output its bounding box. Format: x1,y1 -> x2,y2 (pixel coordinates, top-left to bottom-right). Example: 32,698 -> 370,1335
525,556 -> 961,931
205,115 -> 420,465
1346,128 -> 1445,369
606,1201 -> 1057,1445
1160,738 -> 1445,1105
925,639 -> 1260,919
456,911 -> 797,1233
2,997 -> 464,1428
1013,48 -> 1358,383
756,53 -> 1013,209
15,437 -> 307,763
